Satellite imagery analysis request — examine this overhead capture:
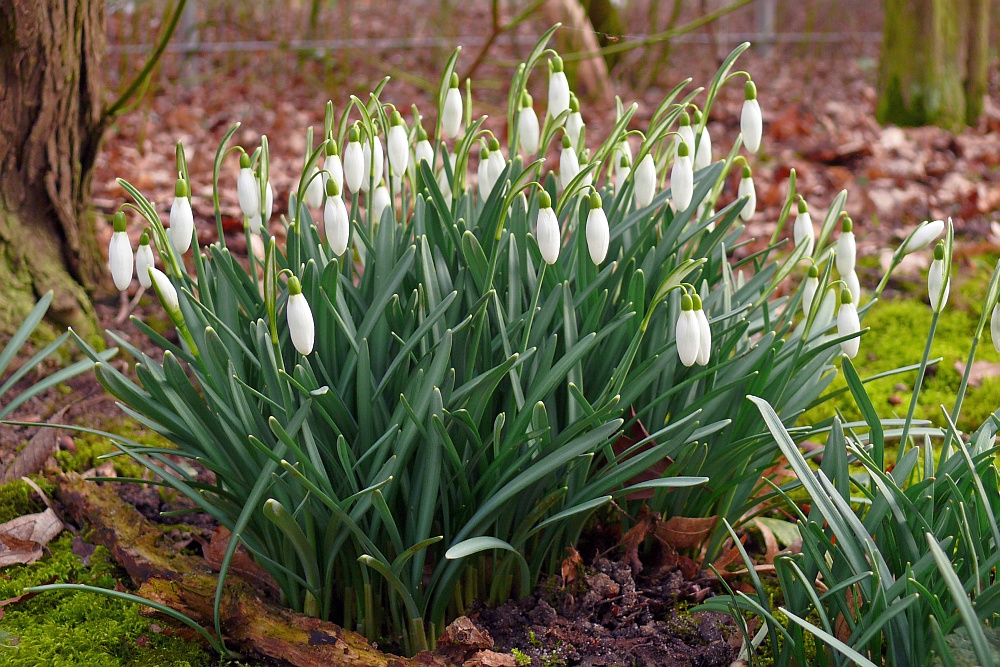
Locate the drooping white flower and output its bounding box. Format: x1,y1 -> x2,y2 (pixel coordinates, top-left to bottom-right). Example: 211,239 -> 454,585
615,154 -> 631,193
361,125 -> 384,194
249,212 -> 263,235
678,112 -> 695,158
478,144 -> 494,201
285,276 -> 314,356
693,111 -> 712,171
442,73 -> 463,139
671,142 -> 694,212
633,153 -> 656,208
415,125 -> 433,169
836,215 -> 856,275
559,134 -> 580,191
900,219 -> 945,255
344,125 -> 364,194
992,303 -> 1000,354
534,190 -> 560,265
387,110 -> 409,177
793,197 -> 815,257
169,178 -> 194,255
109,211 -> 133,292
802,262 -> 819,316
149,267 -> 179,313
547,55 -> 570,120
565,93 -> 584,149
324,179 -> 350,257
135,231 -> 154,289
737,164 -> 756,221
928,241 -> 950,312
585,191 -> 609,264
305,164 -> 324,209
372,183 -> 391,223
676,293 -> 700,367
741,80 -> 763,153
517,92 -> 540,156
487,137 -> 505,186
693,294 -> 712,366
237,153 -> 260,219
322,139 -> 344,201
837,288 -> 861,358
614,140 -> 633,177
263,180 -> 273,222
844,269 -> 861,304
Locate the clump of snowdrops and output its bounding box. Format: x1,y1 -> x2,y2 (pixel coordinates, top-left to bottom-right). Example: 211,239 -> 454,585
74,28 -> 969,655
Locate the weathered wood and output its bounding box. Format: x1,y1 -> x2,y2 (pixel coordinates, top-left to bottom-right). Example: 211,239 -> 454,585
54,473 -> 494,667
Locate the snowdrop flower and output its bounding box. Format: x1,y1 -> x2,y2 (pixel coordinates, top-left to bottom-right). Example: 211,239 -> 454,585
837,287 -> 861,358
263,180 -> 273,223
928,241 -> 950,312
135,231 -> 154,289
414,125 -> 433,169
737,163 -> 756,221
437,152 -> 456,208
305,164 -> 324,209
109,211 -> 133,291
534,190 -> 560,265
487,137 -> 505,186
322,138 -> 344,201
559,134 -> 580,191
442,73 -> 463,139
324,179 -> 349,257
149,267 -> 179,314
169,178 -> 194,255
387,110 -> 409,177
547,55 -> 570,120
518,92 -> 540,155
844,270 -> 861,304
634,153 -> 657,208
693,110 -> 712,172
693,294 -> 712,366
285,276 -> 314,356
802,262 -> 819,316
836,215 -> 856,275
615,154 -> 631,193
671,141 -> 694,212
900,219 -> 945,255
248,212 -> 263,235
992,303 -> 1000,354
585,190 -> 609,264
237,153 -> 260,219
614,140 -> 633,176
741,80 -> 762,153
677,112 -> 695,158
478,144 -> 494,201
361,124 -> 384,194
566,94 -> 584,149
676,293 -> 700,367
344,125 -> 364,194
793,197 -> 814,257
372,182 -> 391,223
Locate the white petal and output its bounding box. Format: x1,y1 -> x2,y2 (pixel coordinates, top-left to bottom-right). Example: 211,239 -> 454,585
844,270 -> 861,304
388,125 -> 409,175
586,208 -> 609,264
837,302 -> 861,358
901,219 -> 945,255
802,277 -> 819,316
109,232 -> 134,291
442,88 -> 463,138
488,151 -> 505,185
836,232 -> 856,275
518,108 -> 540,155
671,155 -> 693,211
992,304 -> 1000,354
135,244 -> 154,289
615,166 -> 631,194
559,147 -> 580,191
535,207 -> 561,265
679,126 -> 696,158
323,155 -> 344,198
547,71 -> 570,119
694,126 -> 712,171
634,154 -> 656,208
169,196 -> 194,255
676,310 -> 700,367
372,185 -> 391,223
344,142 -> 364,193
478,159 -> 493,200
415,140 -> 433,168
741,99 -> 763,153
149,267 -> 179,311
249,212 -> 263,235
928,259 -> 950,311
287,293 -> 315,355
237,168 -> 260,218
306,166 -> 324,209
793,211 -> 815,256
695,308 -> 712,366
737,176 -> 756,221
566,112 -> 584,148
325,196 -> 350,256
264,181 -> 274,221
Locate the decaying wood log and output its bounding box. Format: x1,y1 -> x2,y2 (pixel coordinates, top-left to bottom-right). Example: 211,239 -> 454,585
54,473 -> 496,667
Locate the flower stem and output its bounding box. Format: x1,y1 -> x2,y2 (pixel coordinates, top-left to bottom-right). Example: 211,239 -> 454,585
898,310 -> 939,453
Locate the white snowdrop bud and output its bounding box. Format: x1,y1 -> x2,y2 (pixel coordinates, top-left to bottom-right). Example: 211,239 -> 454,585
534,190 -> 560,265
693,294 -> 712,366
737,163 -> 756,221
559,134 -> 580,191
149,267 -> 179,314
844,269 -> 861,304
693,111 -> 712,171
248,212 -> 263,235
323,139 -> 344,201
678,112 -> 695,158
135,231 -> 154,290
442,73 -> 463,139
585,191 -> 609,265
615,154 -> 631,193
487,137 -> 505,186
286,276 -> 314,356
344,125 -> 364,194
900,219 -> 945,255
671,142 -> 694,211
836,215 -> 856,275
991,303 -> 1000,354
361,125 -> 384,194
372,183 -> 391,223
169,178 -> 194,255
518,92 -> 540,155
324,178 -> 350,257
802,262 -> 819,316
676,293 -> 700,367
793,197 -> 815,257
263,180 -> 273,222
305,165 -> 324,209
634,153 -> 657,208
547,56 -> 570,120
477,144 -> 494,201
928,241 -> 950,312
415,125 -> 433,168
615,140 -> 633,177
237,153 -> 260,219
387,110 -> 409,177
837,288 -> 861,358
741,81 -> 763,154
566,93 -> 584,149
109,212 -> 133,292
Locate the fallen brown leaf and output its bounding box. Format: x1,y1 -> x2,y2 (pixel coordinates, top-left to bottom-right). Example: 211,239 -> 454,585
656,515 -> 717,551
561,546 -> 582,586
620,506 -> 659,575
0,508 -> 63,545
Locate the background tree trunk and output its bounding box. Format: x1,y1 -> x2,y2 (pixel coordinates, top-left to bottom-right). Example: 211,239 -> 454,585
0,0 -> 106,344
877,0 -> 991,130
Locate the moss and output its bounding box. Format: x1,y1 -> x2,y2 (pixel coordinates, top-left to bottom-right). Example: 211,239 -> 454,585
511,647 -> 531,666
54,417 -> 172,479
0,479 -> 54,524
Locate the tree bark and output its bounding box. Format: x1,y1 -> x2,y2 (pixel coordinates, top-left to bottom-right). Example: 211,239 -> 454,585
0,0 -> 106,343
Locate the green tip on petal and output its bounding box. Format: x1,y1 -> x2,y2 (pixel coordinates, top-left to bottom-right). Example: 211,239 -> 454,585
680,111 -> 691,126
288,276 -> 303,295
841,215 -> 853,233
745,80 -> 757,101
479,145 -> 490,160
840,287 -> 853,304
326,177 -> 339,197
550,55 -> 564,73
239,152 -> 251,169
390,110 -> 403,126
741,164 -> 752,178
677,141 -> 690,158
681,294 -> 693,311
488,137 -> 500,152
619,155 -> 630,167
417,124 -> 428,141
589,191 -> 602,209
561,134 -> 573,149
139,230 -> 150,246
691,293 -> 703,310
449,72 -> 459,88
112,211 -> 127,232
520,91 -> 533,108
934,240 -> 946,260
807,262 -> 819,278
326,138 -> 339,155
569,93 -> 579,113
348,126 -> 360,143
797,197 -> 808,214
538,190 -> 552,209
692,109 -> 703,124
174,178 -> 189,198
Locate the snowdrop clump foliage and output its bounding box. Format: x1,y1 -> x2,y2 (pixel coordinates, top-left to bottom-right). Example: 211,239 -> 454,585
86,31 -> 947,657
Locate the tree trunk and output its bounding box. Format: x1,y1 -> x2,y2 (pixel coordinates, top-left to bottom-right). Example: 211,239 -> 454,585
0,0 -> 106,344
877,0 -> 991,130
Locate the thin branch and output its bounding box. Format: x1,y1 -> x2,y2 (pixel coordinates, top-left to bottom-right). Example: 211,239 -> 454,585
461,0 -> 548,81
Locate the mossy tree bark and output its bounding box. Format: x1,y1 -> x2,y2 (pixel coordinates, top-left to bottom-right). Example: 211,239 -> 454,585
877,0 -> 992,130
0,0 -> 107,344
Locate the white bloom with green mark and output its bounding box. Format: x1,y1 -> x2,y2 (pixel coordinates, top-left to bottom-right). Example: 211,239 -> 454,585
837,287 -> 861,358
286,276 -> 314,356
135,231 -> 154,289
634,153 -> 656,208
149,267 -> 178,313
836,215 -> 856,275
802,262 -> 819,316
372,183 -> 391,223
169,178 -> 194,255
693,294 -> 711,366
901,219 -> 945,255
324,179 -> 349,257
737,164 -> 756,221
323,139 -> 344,200
109,211 -> 133,292
547,56 -> 570,120
387,111 -> 409,176
928,241 -> 950,312
559,134 -> 580,191
693,111 -> 712,171
415,125 -> 433,168
517,92 -> 540,155
237,153 -> 259,219
535,190 -> 560,265
442,73 -> 463,138
566,93 -> 583,148
671,141 -> 694,211
676,293 -> 700,367
344,125 -> 364,194
741,80 -> 762,153
793,197 -> 814,257
585,191 -> 609,265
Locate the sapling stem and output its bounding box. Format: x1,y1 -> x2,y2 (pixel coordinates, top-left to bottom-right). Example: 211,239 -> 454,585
898,310 -> 940,452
